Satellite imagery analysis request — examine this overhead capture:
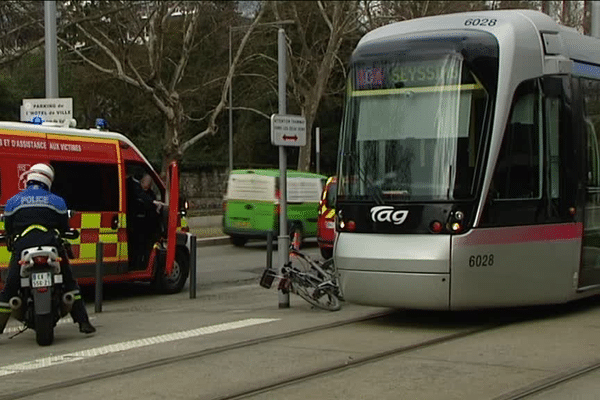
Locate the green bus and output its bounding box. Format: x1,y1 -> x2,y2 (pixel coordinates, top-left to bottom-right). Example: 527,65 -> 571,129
223,169 -> 327,247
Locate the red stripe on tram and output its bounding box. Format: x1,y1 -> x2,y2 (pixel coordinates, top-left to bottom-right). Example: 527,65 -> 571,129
455,223 -> 583,246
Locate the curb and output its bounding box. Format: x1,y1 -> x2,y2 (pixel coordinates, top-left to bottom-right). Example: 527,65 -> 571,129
195,236 -> 230,247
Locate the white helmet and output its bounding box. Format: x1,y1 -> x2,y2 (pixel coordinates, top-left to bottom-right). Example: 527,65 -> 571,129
23,163 -> 55,189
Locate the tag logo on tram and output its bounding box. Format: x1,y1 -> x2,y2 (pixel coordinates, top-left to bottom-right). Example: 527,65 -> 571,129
370,206 -> 408,225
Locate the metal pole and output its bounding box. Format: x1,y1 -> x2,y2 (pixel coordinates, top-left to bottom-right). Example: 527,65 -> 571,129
228,28 -> 234,172
316,127 -> 320,174
95,242 -> 103,313
44,1 -> 59,98
266,231 -> 273,271
277,28 -> 290,308
189,235 -> 197,299
592,0 -> 600,38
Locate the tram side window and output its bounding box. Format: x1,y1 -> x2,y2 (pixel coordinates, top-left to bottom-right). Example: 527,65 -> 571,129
491,82 -> 541,200
582,78 -> 600,187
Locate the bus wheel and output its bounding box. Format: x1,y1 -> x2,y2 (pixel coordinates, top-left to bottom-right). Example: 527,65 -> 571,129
156,247 -> 190,294
230,236 -> 248,247
289,223 -> 303,250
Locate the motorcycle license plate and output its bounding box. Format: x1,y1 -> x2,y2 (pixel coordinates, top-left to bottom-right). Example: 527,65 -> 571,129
31,272 -> 52,288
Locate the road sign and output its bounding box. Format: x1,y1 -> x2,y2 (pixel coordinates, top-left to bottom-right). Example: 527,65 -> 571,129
270,114 -> 306,147
20,98 -> 73,126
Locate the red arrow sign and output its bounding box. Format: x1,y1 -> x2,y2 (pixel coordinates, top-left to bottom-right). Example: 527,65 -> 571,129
283,135 -> 298,141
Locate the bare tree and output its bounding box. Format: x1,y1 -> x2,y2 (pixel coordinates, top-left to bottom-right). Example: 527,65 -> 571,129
59,1 -> 266,172
273,1 -> 360,172
0,1 -> 45,67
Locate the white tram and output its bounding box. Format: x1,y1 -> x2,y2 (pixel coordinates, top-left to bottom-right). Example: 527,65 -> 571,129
334,9 -> 600,310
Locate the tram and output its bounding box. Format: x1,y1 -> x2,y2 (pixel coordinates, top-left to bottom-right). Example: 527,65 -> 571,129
334,9 -> 600,310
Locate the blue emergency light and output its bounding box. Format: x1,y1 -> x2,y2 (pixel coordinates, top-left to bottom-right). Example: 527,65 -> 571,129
95,118 -> 108,130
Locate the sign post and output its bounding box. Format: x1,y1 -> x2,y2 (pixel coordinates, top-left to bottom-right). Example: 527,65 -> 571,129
276,28 -> 290,309
271,28 -> 308,309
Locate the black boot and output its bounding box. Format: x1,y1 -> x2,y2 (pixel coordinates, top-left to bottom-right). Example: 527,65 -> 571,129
0,303 -> 11,334
79,320 -> 96,334
70,299 -> 96,334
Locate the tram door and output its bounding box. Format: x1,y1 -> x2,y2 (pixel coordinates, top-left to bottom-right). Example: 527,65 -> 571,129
581,78 -> 600,288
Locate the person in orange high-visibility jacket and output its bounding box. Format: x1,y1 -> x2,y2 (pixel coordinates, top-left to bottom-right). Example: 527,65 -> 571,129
0,163 -> 96,335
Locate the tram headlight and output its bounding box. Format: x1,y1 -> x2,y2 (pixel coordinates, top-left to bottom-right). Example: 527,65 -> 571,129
451,222 -> 462,232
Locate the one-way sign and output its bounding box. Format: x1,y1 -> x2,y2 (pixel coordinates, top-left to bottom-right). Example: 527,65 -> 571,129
270,114 -> 306,147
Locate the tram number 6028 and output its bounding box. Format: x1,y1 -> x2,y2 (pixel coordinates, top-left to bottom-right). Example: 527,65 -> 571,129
469,254 -> 494,267
464,18 -> 497,26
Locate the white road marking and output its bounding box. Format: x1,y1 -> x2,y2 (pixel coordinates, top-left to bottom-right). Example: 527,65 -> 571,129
0,318 -> 279,377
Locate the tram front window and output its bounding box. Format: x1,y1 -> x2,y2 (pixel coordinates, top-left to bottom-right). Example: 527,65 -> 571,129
339,51 -> 492,202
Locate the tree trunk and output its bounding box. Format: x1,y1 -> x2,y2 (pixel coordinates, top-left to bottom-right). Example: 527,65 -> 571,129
161,96 -> 185,175
296,39 -> 340,172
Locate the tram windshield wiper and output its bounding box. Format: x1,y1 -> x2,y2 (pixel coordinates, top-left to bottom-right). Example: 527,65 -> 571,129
344,151 -> 385,205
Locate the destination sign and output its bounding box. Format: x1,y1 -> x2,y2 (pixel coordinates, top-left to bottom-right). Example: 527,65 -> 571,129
354,57 -> 470,90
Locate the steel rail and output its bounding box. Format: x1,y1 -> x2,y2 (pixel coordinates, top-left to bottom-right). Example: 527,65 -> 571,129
493,360 -> 600,400
210,322 -> 506,400
0,310 -> 391,400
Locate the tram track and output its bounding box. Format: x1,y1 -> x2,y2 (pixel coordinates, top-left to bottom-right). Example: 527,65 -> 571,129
0,308 -> 510,400
0,311 -> 394,400
493,360 -> 600,400
209,321 -> 506,400
1,303 -> 587,400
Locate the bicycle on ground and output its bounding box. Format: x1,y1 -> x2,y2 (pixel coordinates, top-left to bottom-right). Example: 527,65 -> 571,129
260,245 -> 342,311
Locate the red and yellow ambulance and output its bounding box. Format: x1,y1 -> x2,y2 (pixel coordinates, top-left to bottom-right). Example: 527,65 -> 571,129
317,176 -> 337,259
0,121 -> 191,294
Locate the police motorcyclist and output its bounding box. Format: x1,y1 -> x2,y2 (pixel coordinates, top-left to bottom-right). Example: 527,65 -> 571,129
0,163 -> 96,335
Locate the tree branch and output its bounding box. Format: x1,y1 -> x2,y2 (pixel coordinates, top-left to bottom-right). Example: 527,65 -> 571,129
57,36 -> 118,76
169,5 -> 201,92
317,1 -> 334,31
0,37 -> 44,67
181,1 -> 267,153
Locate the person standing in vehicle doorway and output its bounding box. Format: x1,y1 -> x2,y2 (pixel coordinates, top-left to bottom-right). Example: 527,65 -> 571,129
0,163 -> 96,335
127,173 -> 165,270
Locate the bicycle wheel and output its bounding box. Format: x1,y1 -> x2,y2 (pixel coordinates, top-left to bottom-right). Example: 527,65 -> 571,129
319,258 -> 336,275
290,275 -> 341,311
315,258 -> 343,300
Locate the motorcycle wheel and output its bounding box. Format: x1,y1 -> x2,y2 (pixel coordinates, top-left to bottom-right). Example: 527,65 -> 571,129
35,313 -> 54,346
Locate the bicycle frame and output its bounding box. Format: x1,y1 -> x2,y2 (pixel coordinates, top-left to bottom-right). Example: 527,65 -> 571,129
259,246 -> 342,311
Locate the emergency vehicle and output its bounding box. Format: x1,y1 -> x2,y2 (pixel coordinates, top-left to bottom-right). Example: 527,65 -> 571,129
317,176 -> 337,259
0,121 -> 191,294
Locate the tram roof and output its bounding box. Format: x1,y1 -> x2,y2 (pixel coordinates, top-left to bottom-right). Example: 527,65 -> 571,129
357,9 -> 600,67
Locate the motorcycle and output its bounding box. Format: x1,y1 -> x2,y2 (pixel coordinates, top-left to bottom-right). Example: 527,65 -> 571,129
0,219 -> 80,346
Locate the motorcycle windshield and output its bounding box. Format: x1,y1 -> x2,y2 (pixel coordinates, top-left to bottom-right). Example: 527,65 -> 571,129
339,43 -> 495,203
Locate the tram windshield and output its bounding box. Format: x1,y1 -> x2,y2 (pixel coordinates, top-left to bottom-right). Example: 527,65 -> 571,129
339,47 -> 494,202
